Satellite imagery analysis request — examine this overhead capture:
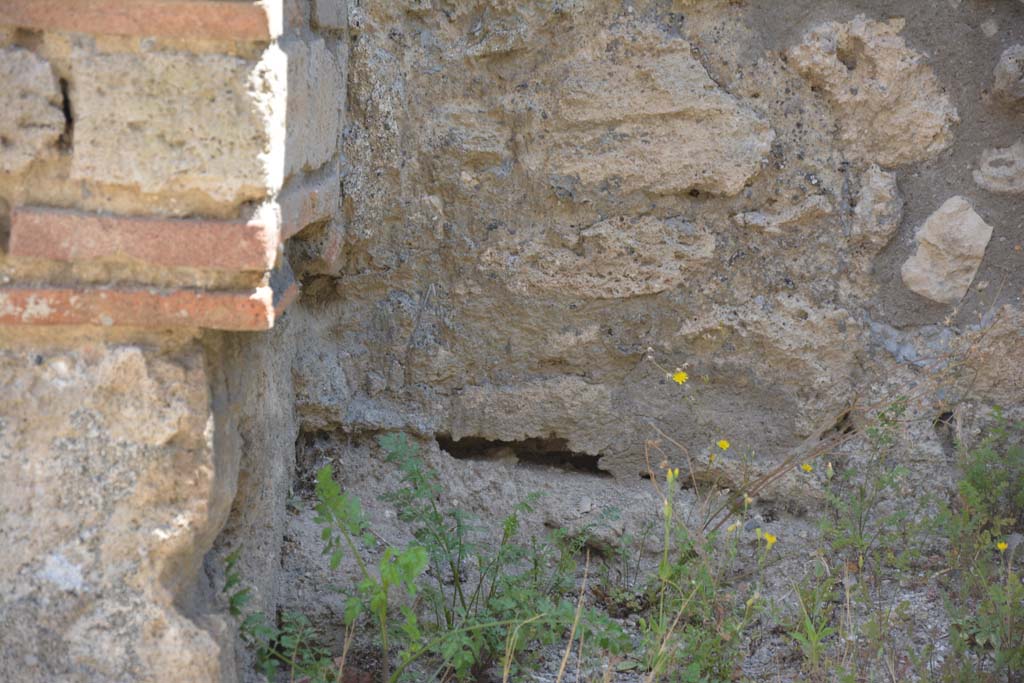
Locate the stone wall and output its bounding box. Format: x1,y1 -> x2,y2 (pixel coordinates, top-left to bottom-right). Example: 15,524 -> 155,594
0,1 -> 345,679
1,0 -> 1022,681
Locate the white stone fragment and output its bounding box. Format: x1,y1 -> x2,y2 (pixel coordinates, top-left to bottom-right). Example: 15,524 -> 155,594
901,196 -> 994,304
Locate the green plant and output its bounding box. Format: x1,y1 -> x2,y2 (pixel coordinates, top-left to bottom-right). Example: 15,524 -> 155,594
938,409 -> 1024,682
377,432 -> 629,680
787,562 -> 839,678
314,460 -> 428,681
637,467 -> 763,682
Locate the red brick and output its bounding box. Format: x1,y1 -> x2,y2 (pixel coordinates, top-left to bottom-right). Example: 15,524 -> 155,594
9,207 -> 279,272
0,0 -> 274,42
0,285 -> 279,331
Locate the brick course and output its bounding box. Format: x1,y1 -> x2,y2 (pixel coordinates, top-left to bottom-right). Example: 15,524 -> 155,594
9,207 -> 279,272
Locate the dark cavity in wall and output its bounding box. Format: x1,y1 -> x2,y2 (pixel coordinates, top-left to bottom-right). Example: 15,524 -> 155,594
436,434 -> 611,477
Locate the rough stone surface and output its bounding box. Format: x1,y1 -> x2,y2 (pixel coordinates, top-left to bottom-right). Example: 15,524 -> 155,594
901,197 -> 994,304
0,47 -> 65,175
480,215 -> 716,298
519,27 -> 774,197
993,44 -> 1024,102
786,16 -> 958,166
283,38 -> 344,178
0,337 -> 233,683
973,140 -> 1024,194
3,2 -> 1024,682
70,46 -> 281,204
851,165 -> 903,249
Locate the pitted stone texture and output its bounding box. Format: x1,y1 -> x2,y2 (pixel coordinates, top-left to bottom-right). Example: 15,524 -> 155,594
973,141 -> 1024,194
993,44 -> 1024,102
0,341 -> 233,683
0,48 -> 65,174
732,195 -> 833,235
901,197 -> 994,305
524,28 -> 774,197
957,306 -> 1024,405
70,46 -> 282,204
283,38 -> 344,177
480,215 -> 716,298
851,165 -> 903,249
787,17 -> 958,166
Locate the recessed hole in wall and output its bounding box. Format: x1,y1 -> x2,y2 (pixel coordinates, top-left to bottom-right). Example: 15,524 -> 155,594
58,78 -> 73,152
436,434 -> 611,477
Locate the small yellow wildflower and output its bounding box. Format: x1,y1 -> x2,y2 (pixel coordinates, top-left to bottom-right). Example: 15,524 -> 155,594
801,463 -> 813,473
997,541 -> 1009,553
717,439 -> 730,451
666,467 -> 680,485
672,369 -> 689,385
743,494 -> 754,506
726,521 -> 741,533
763,532 -> 777,550
708,453 -> 716,464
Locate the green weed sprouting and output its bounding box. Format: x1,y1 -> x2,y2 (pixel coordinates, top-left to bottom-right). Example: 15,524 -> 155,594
220,396 -> 1023,683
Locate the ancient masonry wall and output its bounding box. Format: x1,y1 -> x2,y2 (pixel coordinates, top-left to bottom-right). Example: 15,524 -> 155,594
0,1 -> 345,680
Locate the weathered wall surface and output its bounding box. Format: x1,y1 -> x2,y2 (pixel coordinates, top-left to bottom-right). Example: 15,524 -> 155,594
292,0 -> 1023,481
1,0 -> 1023,681
0,1 -> 343,680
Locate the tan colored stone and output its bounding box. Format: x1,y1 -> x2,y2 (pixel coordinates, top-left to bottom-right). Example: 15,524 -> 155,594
283,37 -> 344,177
0,0 -> 275,41
70,45 -> 283,204
0,339 -> 232,683
0,48 -> 65,175
851,165 -> 902,248
481,215 -> 715,299
525,28 -> 774,196
957,306 -> 1024,405
901,196 -> 993,304
973,140 -> 1024,194
787,16 -> 958,166
733,195 -> 833,234
993,44 -> 1024,102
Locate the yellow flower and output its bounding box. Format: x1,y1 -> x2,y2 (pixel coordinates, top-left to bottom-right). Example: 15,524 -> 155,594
717,439 -> 730,451
708,453 -> 716,464
672,369 -> 689,385
743,494 -> 754,506
997,541 -> 1009,553
763,532 -> 777,550
801,463 -> 813,473
726,521 -> 741,533
666,467 -> 680,485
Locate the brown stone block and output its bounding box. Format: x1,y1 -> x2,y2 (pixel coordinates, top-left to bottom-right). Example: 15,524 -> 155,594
9,207 -> 279,272
0,285 -> 277,330
0,0 -> 274,42
278,165 -> 341,240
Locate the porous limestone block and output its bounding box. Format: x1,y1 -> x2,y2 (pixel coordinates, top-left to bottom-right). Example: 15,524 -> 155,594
787,16 -> 958,166
0,47 -> 65,174
0,340 -> 235,683
70,45 -> 284,204
901,196 -> 994,304
522,28 -> 774,196
283,37 -> 344,178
